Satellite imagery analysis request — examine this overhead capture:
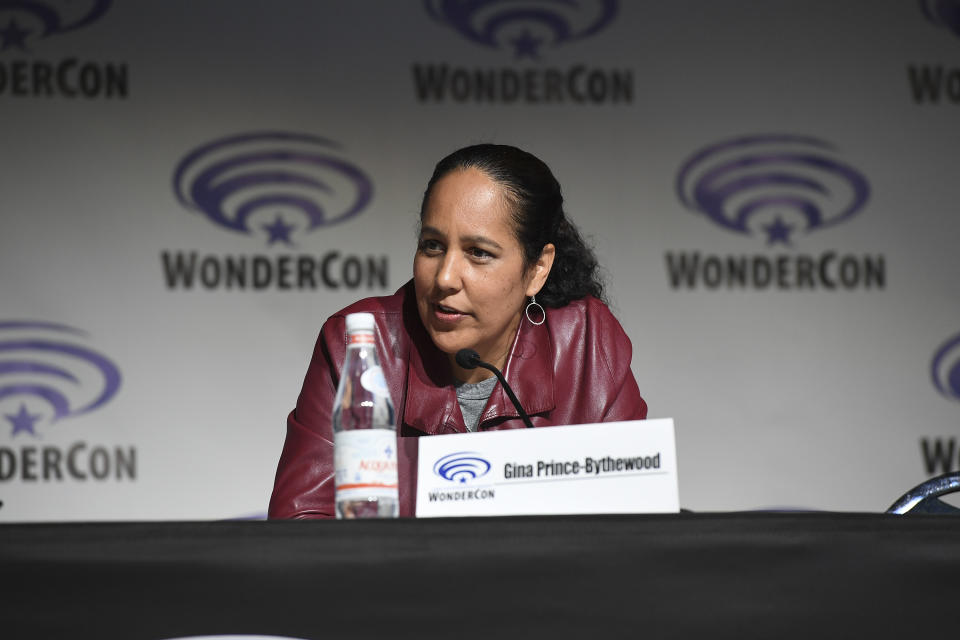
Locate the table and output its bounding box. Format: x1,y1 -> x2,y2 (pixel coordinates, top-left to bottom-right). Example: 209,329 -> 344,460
2,513 -> 959,638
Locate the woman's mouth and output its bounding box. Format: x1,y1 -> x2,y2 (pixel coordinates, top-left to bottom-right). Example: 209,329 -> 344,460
433,303 -> 467,322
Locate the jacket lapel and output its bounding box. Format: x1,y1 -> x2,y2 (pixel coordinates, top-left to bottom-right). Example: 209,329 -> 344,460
484,313 -> 556,421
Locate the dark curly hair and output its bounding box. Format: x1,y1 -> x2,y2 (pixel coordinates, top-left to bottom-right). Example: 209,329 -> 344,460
420,144 -> 605,307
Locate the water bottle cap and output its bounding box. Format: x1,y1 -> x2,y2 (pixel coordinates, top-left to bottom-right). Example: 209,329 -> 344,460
345,312 -> 375,334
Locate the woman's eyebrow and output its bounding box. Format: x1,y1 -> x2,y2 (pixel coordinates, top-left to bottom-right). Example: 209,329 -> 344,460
419,226 -> 503,250
460,234 -> 503,250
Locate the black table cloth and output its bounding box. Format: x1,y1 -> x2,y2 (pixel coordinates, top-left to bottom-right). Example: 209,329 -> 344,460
2,513 -> 959,639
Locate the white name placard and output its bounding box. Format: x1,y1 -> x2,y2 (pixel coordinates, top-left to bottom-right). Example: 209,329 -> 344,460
415,418 -> 678,517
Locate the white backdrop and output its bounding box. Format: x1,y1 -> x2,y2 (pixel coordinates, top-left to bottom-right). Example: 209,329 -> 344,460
1,0 -> 959,521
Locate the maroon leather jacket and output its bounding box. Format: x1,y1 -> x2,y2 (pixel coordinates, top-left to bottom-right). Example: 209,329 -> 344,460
268,281 -> 647,519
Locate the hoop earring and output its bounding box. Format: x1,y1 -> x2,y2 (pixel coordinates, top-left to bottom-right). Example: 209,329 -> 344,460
525,295 -> 545,326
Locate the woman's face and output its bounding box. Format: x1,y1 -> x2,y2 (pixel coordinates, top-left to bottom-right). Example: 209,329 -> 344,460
414,168 -> 553,380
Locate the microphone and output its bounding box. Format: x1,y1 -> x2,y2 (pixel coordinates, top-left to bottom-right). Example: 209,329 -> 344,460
455,349 -> 534,429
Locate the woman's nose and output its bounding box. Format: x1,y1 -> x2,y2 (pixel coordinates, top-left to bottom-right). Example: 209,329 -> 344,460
436,252 -> 461,291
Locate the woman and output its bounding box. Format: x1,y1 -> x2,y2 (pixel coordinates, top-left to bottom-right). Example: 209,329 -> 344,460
269,144 -> 647,518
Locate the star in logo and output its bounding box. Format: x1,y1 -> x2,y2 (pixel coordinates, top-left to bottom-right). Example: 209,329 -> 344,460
510,28 -> 543,59
0,18 -> 32,52
262,214 -> 296,246
763,217 -> 794,246
6,404 -> 42,437
384,444 -> 393,458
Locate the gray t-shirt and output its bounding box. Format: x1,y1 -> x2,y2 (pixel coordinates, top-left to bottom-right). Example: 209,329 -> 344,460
454,376 -> 497,432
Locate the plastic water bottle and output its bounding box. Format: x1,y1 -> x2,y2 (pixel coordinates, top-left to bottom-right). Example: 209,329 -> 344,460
333,312 -> 399,518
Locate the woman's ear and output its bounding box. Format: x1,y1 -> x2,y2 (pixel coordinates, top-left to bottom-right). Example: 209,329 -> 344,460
526,243 -> 556,297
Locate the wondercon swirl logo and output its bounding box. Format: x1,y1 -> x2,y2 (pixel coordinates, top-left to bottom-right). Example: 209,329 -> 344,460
920,0 -> 960,39
425,0 -> 617,59
433,452 -> 492,484
676,134 -> 871,246
0,0 -> 111,53
0,321 -> 121,438
931,332 -> 960,402
173,132 -> 374,247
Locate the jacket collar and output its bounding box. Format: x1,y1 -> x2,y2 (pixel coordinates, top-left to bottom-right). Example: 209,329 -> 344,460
401,296 -> 556,435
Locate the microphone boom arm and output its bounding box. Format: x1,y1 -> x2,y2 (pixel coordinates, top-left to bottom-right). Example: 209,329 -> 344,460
473,361 -> 535,430
456,348 -> 534,429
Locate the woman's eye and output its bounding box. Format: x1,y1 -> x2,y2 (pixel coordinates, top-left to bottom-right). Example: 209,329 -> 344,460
419,239 -> 443,254
468,247 -> 493,259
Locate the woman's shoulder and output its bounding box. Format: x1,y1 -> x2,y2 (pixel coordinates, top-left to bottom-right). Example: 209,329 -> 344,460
547,296 -> 634,387
316,281 -> 417,355
546,295 -> 631,360
548,294 -> 621,326
325,281 -> 413,323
